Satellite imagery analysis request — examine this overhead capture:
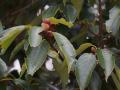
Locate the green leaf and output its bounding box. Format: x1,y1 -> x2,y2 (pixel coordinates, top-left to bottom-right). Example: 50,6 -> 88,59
75,53 -> 96,90
42,6 -> 59,19
28,26 -> 43,47
53,57 -> 69,88
64,4 -> 77,22
76,43 -> 96,56
49,17 -> 73,28
0,25 -> 28,54
115,65 -> 120,81
111,72 -> 120,90
0,58 -> 7,78
105,6 -> 120,36
53,32 -> 76,73
71,0 -> 84,16
27,40 -> 49,76
20,61 -> 27,78
9,39 -> 26,62
90,71 -> 101,90
97,48 -> 115,81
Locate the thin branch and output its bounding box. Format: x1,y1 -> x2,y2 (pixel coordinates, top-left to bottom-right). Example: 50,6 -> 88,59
11,0 -> 39,15
98,0 -> 105,47
98,0 -> 104,36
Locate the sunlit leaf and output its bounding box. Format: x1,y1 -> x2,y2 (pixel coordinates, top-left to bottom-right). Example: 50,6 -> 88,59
27,40 -> 49,76
0,58 -> 7,78
53,32 -> 76,72
42,6 -> 59,19
0,25 -> 28,54
64,4 -> 77,22
28,26 -> 43,47
71,0 -> 84,16
75,53 -> 96,90
49,17 -> 73,28
105,6 -> 120,36
97,48 -> 115,81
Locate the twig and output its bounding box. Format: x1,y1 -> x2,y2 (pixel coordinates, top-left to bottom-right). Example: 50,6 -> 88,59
98,0 -> 104,36
98,0 -> 105,47
11,0 -> 39,15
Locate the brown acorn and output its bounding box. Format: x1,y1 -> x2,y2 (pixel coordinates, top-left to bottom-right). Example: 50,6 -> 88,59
91,46 -> 97,53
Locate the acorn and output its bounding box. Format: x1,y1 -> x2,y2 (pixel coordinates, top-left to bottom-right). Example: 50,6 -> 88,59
91,46 -> 97,53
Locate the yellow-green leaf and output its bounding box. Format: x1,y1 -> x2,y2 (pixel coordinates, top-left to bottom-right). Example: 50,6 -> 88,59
76,43 -> 96,56
0,25 -> 28,54
49,17 -> 73,28
115,65 -> 120,81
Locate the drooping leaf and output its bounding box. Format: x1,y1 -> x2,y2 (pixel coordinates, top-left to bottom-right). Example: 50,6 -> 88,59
53,32 -> 76,58
71,0 -> 84,16
28,26 -> 43,47
75,53 -> 96,90
90,71 -> 101,90
42,6 -> 59,19
0,25 -> 28,54
53,57 -> 69,88
0,58 -> 8,78
76,43 -> 96,56
27,40 -> 49,76
49,17 -> 73,28
105,6 -> 120,36
9,39 -> 26,62
97,48 -> 115,81
53,32 -> 76,72
64,4 -> 77,22
115,65 -> 120,81
111,72 -> 120,90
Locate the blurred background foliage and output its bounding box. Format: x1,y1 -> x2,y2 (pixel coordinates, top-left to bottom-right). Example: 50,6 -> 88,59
0,0 -> 120,90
